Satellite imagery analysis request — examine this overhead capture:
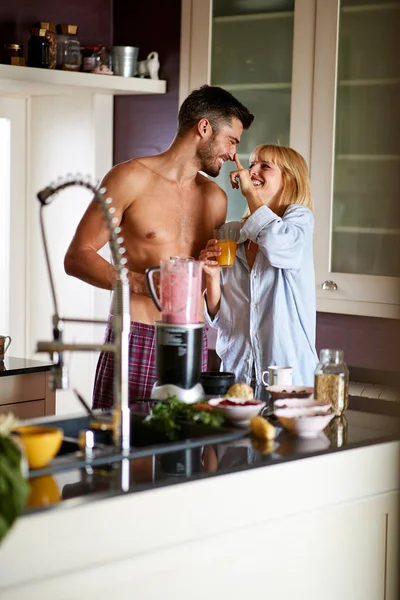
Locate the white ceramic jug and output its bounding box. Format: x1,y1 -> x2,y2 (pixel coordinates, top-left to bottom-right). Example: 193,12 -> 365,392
137,51 -> 160,80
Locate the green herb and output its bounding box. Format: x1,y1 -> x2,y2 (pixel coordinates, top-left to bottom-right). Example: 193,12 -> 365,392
0,435 -> 30,543
144,395 -> 225,441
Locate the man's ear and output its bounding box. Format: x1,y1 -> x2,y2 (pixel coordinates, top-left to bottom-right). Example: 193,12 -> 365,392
197,118 -> 211,138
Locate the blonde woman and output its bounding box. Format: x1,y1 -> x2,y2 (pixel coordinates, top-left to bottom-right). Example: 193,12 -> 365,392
199,144 -> 318,387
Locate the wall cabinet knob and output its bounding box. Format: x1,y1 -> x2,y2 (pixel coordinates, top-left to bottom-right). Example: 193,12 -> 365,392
321,280 -> 338,291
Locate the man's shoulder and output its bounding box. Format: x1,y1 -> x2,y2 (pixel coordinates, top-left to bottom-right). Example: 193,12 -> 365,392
197,172 -> 227,198
109,157 -> 151,177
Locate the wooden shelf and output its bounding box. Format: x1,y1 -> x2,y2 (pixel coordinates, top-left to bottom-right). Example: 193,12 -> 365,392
334,226 -> 400,235
341,2 -> 400,14
0,64 -> 167,97
336,154 -> 400,161
213,11 -> 294,24
339,78 -> 400,87
212,83 -> 291,92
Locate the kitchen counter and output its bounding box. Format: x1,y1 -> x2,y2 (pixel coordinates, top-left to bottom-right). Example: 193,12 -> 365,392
1,396 -> 399,599
0,356 -> 53,376
0,356 -> 55,419
22,403 -> 400,511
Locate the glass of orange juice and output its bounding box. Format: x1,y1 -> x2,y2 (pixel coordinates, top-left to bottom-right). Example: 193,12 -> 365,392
213,229 -> 238,268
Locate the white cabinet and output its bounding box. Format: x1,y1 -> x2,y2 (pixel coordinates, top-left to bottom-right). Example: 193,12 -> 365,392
312,0 -> 400,318
180,0 -> 400,318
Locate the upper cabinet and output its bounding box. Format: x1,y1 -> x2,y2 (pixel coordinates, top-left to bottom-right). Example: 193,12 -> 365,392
312,0 -> 400,318
180,0 -> 315,220
180,0 -> 400,318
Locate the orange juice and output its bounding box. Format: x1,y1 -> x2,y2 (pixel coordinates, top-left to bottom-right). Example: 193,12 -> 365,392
217,239 -> 237,267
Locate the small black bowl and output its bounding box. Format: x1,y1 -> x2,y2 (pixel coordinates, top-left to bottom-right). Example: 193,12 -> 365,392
199,371 -> 235,396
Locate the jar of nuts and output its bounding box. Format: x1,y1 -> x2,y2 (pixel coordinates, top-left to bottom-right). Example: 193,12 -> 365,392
314,349 -> 349,416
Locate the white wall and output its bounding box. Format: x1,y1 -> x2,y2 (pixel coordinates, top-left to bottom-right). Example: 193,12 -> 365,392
4,93 -> 112,415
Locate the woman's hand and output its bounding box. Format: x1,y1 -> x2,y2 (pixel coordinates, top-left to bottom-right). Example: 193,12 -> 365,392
229,154 -> 254,196
199,239 -> 222,278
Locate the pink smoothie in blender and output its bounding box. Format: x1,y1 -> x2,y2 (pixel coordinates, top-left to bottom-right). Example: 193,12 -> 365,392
146,258 -> 204,324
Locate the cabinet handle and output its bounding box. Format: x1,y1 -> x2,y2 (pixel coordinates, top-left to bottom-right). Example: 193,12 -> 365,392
321,280 -> 338,291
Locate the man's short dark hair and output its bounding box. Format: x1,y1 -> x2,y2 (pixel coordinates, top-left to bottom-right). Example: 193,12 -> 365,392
177,85 -> 254,136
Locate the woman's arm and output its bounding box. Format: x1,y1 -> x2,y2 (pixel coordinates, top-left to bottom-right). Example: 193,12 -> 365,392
242,205 -> 314,270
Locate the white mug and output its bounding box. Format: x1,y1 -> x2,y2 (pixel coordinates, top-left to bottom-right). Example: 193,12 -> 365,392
262,366 -> 293,387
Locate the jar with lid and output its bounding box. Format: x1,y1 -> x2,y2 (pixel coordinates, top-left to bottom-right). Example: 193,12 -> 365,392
27,29 -> 50,69
314,349 -> 349,416
38,22 -> 57,69
91,46 -> 113,75
56,24 -> 81,71
81,46 -> 101,72
4,44 -> 25,66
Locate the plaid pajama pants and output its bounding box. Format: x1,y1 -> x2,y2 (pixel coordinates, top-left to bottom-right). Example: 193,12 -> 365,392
92,321 -> 208,412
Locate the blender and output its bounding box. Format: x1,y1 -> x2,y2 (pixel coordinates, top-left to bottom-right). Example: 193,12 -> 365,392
146,258 -> 205,403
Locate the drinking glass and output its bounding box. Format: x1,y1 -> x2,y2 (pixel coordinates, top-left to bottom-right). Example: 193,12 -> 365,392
213,229 -> 238,268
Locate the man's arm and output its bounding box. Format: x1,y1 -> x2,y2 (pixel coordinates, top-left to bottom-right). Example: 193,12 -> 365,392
64,162 -> 149,295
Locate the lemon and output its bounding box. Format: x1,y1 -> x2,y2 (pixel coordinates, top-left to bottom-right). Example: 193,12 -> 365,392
250,416 -> 276,441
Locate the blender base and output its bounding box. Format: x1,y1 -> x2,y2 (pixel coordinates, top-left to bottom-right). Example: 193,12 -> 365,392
151,382 -> 205,404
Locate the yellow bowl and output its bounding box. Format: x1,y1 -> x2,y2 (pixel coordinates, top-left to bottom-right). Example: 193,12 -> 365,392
13,425 -> 63,469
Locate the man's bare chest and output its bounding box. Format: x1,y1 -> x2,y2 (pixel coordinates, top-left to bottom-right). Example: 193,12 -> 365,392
122,191 -> 214,244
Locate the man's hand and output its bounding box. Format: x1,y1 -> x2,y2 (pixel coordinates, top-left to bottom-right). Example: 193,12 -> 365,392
128,271 -> 159,298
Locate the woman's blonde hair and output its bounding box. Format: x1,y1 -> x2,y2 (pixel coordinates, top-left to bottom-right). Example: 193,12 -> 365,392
242,144 -> 313,219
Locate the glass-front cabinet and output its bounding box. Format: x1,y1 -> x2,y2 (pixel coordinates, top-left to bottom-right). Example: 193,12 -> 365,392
210,0 -> 295,219
312,0 -> 400,317
180,0 -> 400,317
180,0 -> 315,220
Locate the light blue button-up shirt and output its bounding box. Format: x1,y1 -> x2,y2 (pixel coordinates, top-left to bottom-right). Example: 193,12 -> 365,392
204,204 -> 318,386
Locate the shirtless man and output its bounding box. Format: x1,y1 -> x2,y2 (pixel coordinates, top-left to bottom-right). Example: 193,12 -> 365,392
64,85 -> 254,408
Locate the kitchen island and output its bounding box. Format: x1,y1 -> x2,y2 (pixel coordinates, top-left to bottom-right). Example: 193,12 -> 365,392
0,398 -> 399,600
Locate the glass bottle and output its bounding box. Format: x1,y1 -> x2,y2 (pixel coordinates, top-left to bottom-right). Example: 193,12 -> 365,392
314,349 -> 349,416
27,28 -> 50,69
56,24 -> 81,71
38,22 -> 57,69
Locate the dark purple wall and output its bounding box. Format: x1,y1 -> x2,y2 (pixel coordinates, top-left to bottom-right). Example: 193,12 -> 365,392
0,0 -> 113,64
112,0 -> 181,163
317,312 -> 400,379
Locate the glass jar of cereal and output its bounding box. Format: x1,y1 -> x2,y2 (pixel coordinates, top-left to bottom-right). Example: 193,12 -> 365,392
314,349 -> 349,416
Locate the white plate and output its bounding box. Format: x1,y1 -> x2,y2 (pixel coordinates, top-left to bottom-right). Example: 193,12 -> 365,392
266,385 -> 314,401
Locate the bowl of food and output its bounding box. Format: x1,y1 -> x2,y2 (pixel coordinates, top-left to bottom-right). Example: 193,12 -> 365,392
266,385 -> 314,401
199,371 -> 235,396
13,425 -> 63,469
274,407 -> 335,438
209,397 -> 266,427
274,398 -> 331,411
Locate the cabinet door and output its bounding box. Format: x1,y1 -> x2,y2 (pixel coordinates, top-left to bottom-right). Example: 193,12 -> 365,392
312,0 -> 400,318
180,0 -> 315,220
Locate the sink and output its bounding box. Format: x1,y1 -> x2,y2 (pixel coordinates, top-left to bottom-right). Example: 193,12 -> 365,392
57,437 -> 81,456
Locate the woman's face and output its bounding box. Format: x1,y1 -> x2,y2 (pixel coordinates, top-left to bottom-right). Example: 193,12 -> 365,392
249,155 -> 283,208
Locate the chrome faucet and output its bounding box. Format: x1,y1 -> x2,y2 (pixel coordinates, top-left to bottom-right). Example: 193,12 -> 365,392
35,176 -> 131,454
